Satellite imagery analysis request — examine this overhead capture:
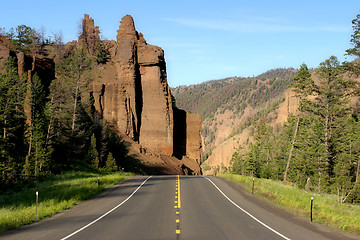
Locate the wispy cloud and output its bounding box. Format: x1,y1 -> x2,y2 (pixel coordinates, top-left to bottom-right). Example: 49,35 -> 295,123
151,37 -> 213,48
162,17 -> 349,33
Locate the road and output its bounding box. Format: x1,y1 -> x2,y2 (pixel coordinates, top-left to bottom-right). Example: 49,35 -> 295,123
1,175 -> 359,240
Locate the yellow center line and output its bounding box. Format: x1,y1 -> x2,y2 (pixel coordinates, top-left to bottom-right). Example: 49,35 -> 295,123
177,175 -> 181,209
175,176 -> 181,237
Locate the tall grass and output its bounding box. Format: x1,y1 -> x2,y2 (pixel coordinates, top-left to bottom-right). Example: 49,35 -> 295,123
220,173 -> 360,235
0,171 -> 134,234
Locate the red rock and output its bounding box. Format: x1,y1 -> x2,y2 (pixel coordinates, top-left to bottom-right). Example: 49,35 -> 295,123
87,14 -> 203,174
78,14 -> 101,55
186,113 -> 202,164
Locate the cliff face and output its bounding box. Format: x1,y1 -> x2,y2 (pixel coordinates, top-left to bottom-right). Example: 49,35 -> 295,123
78,14 -> 101,55
88,15 -> 202,174
0,35 -> 55,125
0,15 -> 202,175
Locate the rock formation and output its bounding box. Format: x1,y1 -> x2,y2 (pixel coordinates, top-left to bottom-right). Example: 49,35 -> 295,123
88,14 -> 202,174
0,35 -> 55,125
78,14 -> 101,55
0,14 -> 202,175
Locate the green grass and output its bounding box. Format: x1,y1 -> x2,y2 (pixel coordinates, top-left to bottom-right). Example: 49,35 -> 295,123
0,171 -> 134,234
220,173 -> 360,235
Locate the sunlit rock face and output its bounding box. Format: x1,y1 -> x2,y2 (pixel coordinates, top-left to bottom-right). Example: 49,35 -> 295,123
88,14 -> 202,173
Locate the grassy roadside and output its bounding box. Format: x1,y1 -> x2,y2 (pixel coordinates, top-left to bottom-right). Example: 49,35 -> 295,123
219,173 -> 360,235
0,171 -> 134,234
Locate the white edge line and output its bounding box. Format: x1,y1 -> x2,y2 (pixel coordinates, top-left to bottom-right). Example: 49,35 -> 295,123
60,175 -> 153,240
205,177 -> 291,240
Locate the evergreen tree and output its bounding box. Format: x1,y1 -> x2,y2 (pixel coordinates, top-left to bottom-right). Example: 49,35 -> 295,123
88,133 -> 100,169
0,57 -> 27,178
292,115 -> 327,191
49,47 -> 94,167
333,115 -> 360,202
230,146 -> 246,175
25,73 -> 50,177
344,13 -> 360,90
6,25 -> 36,53
314,56 -> 350,185
254,121 -> 274,178
346,13 -> 360,58
284,64 -> 315,182
105,152 -> 118,172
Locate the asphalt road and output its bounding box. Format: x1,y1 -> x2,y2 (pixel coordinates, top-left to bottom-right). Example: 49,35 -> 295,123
1,175 -> 359,240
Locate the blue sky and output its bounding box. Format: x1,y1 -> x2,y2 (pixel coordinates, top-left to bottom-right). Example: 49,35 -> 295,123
1,0 -> 359,87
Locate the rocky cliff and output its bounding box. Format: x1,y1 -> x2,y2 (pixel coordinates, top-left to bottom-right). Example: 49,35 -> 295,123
0,35 -> 55,125
0,14 -> 202,175
87,15 -> 202,174
172,69 -> 297,175
78,14 -> 101,55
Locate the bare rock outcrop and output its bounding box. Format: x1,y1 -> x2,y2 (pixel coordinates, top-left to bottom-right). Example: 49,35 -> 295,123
78,14 -> 100,55
90,14 -> 202,174
0,14 -> 202,175
0,35 -> 55,127
186,113 -> 202,164
0,36 -> 12,68
173,107 -> 202,164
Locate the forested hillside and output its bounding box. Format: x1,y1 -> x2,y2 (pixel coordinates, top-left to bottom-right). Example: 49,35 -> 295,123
0,24 -> 130,191
172,13 -> 360,203
172,68 -> 297,163
173,68 -> 296,119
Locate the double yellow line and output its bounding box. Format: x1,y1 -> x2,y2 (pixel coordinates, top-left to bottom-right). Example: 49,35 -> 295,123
175,175 -> 181,236
177,175 -> 181,208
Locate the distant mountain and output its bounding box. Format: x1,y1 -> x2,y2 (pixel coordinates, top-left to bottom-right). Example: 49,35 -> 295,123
171,68 -> 298,172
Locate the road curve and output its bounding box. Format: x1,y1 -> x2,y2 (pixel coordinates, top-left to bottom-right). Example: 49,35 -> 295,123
1,175 -> 359,240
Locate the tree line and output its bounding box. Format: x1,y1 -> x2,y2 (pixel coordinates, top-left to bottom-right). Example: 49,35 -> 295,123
0,24 -> 126,191
231,13 -> 360,203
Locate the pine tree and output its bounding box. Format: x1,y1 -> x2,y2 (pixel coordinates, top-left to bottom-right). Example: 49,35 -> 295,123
105,152 -> 118,172
230,146 -> 246,175
284,64 -> 315,182
254,121 -> 274,179
346,13 -> 360,58
314,56 -> 350,186
88,133 -> 100,169
49,47 -> 94,167
344,13 -> 360,91
25,73 -> 50,177
334,115 -> 360,202
0,57 -> 27,177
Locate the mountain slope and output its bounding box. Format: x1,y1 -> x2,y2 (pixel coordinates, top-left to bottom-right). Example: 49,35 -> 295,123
172,68 -> 298,173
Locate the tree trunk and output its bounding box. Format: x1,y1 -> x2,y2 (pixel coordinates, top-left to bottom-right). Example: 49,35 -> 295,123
324,102 -> 331,185
71,84 -> 79,133
356,158 -> 360,183
318,170 -> 322,193
45,96 -> 54,148
343,158 -> 360,203
284,115 -> 300,182
3,118 -> 6,139
68,78 -> 80,165
34,139 -> 38,177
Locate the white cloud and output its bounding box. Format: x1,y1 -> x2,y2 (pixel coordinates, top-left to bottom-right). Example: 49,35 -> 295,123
162,17 -> 349,33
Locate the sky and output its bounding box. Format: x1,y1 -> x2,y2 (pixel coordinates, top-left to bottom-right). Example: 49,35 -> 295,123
1,0 -> 359,87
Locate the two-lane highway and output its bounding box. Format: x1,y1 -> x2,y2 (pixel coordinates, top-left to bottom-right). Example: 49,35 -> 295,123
1,175 -> 359,240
